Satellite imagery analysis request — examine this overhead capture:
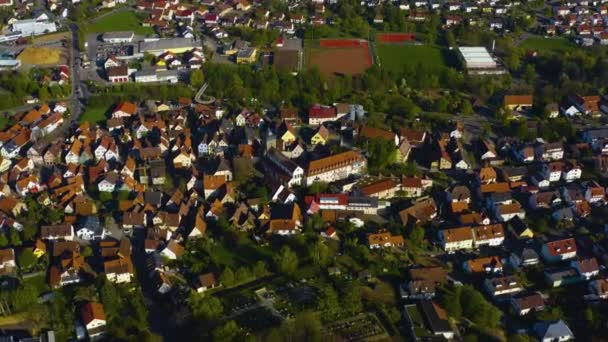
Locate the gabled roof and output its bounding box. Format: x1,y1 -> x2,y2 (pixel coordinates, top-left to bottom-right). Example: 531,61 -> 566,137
534,320 -> 574,340
81,302 -> 106,325
512,293 -> 544,310
504,95 -> 533,106
307,151 -> 365,176
441,226 -> 473,243
114,101 -> 137,115
545,238 -> 577,256
466,256 -> 502,273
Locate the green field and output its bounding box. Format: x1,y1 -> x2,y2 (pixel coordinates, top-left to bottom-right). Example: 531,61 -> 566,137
85,11 -> 154,35
377,44 -> 448,72
80,106 -> 108,124
520,37 -> 577,53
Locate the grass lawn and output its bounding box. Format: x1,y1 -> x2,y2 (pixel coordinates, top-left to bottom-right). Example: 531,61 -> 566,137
210,241 -> 274,268
0,313 -> 29,327
84,11 -> 154,35
80,106 -> 109,124
0,115 -> 9,131
520,37 -> 577,54
22,274 -> 50,295
377,44 -> 449,72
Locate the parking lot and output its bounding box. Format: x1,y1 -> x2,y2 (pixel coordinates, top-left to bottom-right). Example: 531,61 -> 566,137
86,33 -> 143,65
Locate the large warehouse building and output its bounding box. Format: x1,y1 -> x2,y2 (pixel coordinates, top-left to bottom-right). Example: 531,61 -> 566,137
458,46 -> 505,74
138,38 -> 198,56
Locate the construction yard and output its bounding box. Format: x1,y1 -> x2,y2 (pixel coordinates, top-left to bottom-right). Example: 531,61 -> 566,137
304,39 -> 373,77
17,46 -> 67,66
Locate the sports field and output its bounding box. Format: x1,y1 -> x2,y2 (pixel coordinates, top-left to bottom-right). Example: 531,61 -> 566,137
377,44 -> 447,72
85,11 -> 154,35
519,37 -> 576,54
305,39 -> 372,77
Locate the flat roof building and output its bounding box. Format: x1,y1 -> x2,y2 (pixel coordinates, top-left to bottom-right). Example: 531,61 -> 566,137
138,38 -> 197,56
458,46 -> 497,69
11,19 -> 57,36
102,31 -> 134,43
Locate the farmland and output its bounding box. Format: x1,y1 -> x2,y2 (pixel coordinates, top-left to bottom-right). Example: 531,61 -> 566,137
377,43 -> 448,72
519,37 -> 577,54
304,39 -> 373,77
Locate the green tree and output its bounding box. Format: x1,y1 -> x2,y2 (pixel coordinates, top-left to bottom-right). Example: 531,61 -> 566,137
309,239 -> 330,267
274,246 -> 298,276
279,311 -> 323,341
220,267 -> 235,287
252,260 -> 268,278
341,285 -> 363,316
100,280 -> 121,320
0,233 -> 7,247
459,100 -> 473,116
212,320 -> 240,341
235,266 -> 251,283
38,86 -> 49,101
440,286 -> 462,320
188,293 -> 224,321
81,246 -> 93,257
191,69 -> 205,88
9,229 -> 21,246
18,249 -> 37,270
317,284 -> 340,320
460,285 -> 501,328
407,226 -> 425,248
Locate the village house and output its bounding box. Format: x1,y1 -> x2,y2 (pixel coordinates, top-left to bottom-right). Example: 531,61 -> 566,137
472,224 -> 505,247
588,278 -> 608,299
439,226 -> 473,252
112,101 -> 138,118
196,272 -> 220,293
401,177 -> 424,198
399,198 -> 437,226
571,257 -> 600,280
0,248 -> 16,274
510,293 -> 545,315
81,302 -> 106,339
484,276 -> 523,298
463,256 -> 503,274
542,238 -> 578,262
160,240 -> 185,260
401,267 -> 447,299
104,258 -> 134,283
367,230 -> 405,249
356,178 -> 399,199
305,151 -> 366,186
41,224 -> 75,241
534,320 -> 574,342
308,104 -> 338,125
503,95 -> 533,111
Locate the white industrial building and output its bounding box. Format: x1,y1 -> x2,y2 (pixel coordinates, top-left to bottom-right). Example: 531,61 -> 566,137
134,69 -> 179,83
11,19 -> 57,36
102,31 -> 134,43
458,46 -> 506,74
458,47 -> 496,69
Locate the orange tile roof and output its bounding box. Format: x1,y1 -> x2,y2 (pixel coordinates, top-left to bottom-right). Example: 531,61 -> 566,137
114,101 -> 137,115
504,95 -> 533,106
441,226 -> 473,243
307,151 -> 365,176
466,256 -> 502,273
81,302 -> 105,324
